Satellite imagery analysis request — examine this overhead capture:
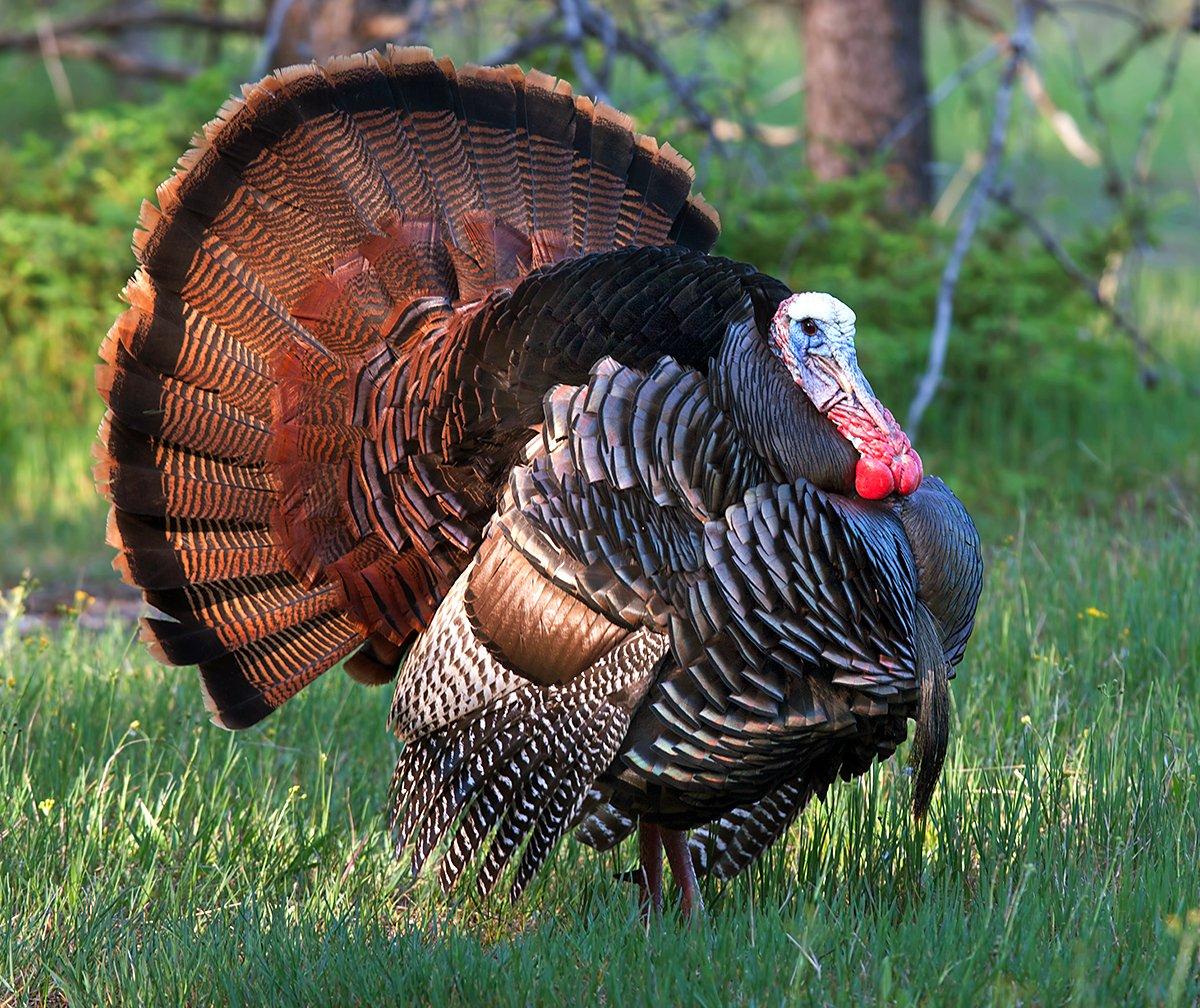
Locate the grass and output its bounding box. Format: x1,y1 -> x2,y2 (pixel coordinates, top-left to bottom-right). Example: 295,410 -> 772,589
3,503 -> 1200,1005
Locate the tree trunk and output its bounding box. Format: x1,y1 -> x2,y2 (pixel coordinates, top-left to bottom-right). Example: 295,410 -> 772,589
801,0 -> 933,211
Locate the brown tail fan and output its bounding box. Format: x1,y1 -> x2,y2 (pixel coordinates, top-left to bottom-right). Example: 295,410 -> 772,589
95,47 -> 720,729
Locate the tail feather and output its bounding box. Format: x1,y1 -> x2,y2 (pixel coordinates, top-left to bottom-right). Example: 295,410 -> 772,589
390,654 -> 653,898
455,65 -> 524,226
196,611 -> 364,729
98,48 -> 719,728
910,603 -> 950,818
107,511 -> 284,589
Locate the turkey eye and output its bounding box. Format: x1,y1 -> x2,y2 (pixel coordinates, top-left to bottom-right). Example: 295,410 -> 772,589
800,317 -> 819,337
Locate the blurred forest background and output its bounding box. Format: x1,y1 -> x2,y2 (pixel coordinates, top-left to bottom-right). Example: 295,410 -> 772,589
0,0 -> 1197,603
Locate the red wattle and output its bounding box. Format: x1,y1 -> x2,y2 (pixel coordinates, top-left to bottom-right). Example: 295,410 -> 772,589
855,456 -> 895,500
894,450 -> 923,495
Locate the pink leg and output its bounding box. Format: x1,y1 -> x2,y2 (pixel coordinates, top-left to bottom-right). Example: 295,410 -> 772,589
636,821 -> 664,922
663,828 -> 704,920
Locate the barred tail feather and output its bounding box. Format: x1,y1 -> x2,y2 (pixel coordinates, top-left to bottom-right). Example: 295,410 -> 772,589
389,633 -> 659,897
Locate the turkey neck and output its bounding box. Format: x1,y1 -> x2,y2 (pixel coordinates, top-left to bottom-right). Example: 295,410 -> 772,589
710,314 -> 858,494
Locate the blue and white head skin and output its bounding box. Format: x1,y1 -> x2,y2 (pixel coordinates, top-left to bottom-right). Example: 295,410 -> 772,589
768,291 -> 923,500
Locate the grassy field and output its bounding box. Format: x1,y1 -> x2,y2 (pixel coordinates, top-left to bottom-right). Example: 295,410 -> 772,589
3,503 -> 1199,1005
2,3 -> 1200,1005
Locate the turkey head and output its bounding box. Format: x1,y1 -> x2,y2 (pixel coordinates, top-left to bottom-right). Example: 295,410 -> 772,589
769,292 -> 923,500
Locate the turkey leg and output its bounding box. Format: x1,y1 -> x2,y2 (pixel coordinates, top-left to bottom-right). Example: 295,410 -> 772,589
636,821 -> 664,921
662,828 -> 704,919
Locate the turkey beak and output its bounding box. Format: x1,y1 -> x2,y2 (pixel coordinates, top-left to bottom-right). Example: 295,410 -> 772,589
827,354 -> 890,431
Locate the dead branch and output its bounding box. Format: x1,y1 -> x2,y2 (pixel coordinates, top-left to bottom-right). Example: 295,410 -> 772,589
878,41 -> 1000,156
943,0 -> 1006,33
358,0 -> 472,40
480,17 -> 561,67
1018,61 -> 1099,167
1131,2 -> 1199,186
36,15 -> 75,114
1052,0 -> 1148,26
0,10 -> 264,50
582,2 -> 722,141
1,6 -> 264,83
907,1 -> 1034,437
480,0 -> 730,149
988,185 -> 1196,393
256,0 -> 298,79
1041,5 -> 1125,198
1087,5 -> 1199,86
23,34 -> 196,82
561,0 -> 610,104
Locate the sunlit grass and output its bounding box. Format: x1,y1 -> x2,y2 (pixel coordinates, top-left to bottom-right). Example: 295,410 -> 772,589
3,505 -> 1198,1005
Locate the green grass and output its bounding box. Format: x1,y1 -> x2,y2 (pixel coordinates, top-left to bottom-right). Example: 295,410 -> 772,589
3,502 -> 1200,1005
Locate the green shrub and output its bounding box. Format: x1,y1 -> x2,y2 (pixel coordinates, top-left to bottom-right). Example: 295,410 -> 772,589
0,70 -> 234,456
714,170 -> 1114,415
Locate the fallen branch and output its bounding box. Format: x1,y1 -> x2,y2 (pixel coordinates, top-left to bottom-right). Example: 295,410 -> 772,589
907,2 -> 1035,437
25,35 -> 195,82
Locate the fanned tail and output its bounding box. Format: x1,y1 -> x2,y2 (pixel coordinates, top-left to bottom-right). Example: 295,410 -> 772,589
95,48 -> 718,728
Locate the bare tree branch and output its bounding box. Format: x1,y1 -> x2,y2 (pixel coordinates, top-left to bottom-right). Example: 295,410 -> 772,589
0,9 -> 264,50
1087,5 -> 1199,86
877,41 -> 1000,156
35,15 -> 75,114
943,0 -> 1006,33
479,18 -> 562,68
1018,60 -> 1099,167
26,35 -> 196,81
1042,6 -> 1126,198
1131,2 -> 1199,186
988,185 -> 1198,393
560,0 -> 609,103
255,0 -> 299,79
478,0 -> 731,150
907,2 -> 1035,437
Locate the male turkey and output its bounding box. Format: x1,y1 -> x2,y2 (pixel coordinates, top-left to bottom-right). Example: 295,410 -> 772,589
96,48 -> 983,915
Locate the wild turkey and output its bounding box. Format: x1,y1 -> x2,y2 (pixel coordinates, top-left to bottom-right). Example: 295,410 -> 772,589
95,48 -> 983,914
